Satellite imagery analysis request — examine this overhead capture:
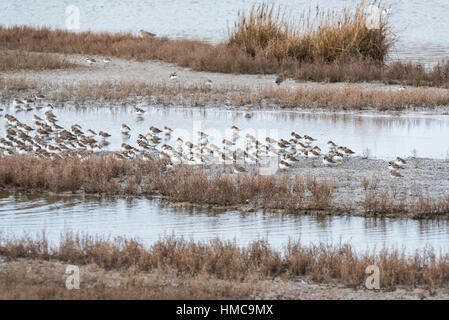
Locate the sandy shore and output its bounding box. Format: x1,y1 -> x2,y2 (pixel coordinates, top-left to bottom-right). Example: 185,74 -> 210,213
0,256 -> 446,300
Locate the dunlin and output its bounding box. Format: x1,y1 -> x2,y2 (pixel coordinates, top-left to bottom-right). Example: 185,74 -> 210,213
150,126 -> 162,134
204,79 -> 213,88
279,160 -> 290,170
121,124 -> 131,134
86,58 -> 96,65
234,165 -> 247,174
388,161 -> 402,171
140,30 -> 156,37
322,156 -> 336,166
275,75 -> 286,86
390,170 -> 403,178
121,143 -> 133,152
134,107 -> 145,115
13,98 -> 24,107
99,131 -> 111,139
34,93 -> 45,100
395,157 -> 406,166
86,129 -> 97,137
169,72 -> 178,80
327,141 -> 337,150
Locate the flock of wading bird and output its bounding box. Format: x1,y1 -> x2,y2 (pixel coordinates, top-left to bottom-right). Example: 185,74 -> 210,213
1,85 -> 406,178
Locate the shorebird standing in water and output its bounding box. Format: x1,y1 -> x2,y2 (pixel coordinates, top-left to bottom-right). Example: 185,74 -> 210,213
13,98 -> 24,107
121,123 -> 131,134
134,106 -> 145,116
150,126 -> 163,135
103,58 -> 112,64
45,104 -> 54,112
327,140 -> 337,151
99,131 -> 111,140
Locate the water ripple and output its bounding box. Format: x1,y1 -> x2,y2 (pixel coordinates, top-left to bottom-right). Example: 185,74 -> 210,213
1,193 -> 449,253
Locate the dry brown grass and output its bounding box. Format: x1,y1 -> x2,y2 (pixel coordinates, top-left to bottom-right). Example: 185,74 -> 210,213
1,234 -> 449,292
293,58 -> 449,87
360,176 -> 449,218
362,188 -> 449,218
1,76 -> 448,110
0,25 -> 288,75
0,258 -> 258,299
1,18 -> 448,87
0,155 -> 335,212
0,50 -> 78,71
0,155 -> 132,194
257,85 -> 449,111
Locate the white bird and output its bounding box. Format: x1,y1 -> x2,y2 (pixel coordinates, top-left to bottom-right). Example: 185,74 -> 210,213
169,72 -> 178,80
13,98 -> 24,107
134,106 -> 145,115
121,123 -> 131,134
86,57 -> 96,65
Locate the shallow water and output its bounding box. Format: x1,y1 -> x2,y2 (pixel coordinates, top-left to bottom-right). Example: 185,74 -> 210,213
1,0 -> 448,65
2,105 -> 449,160
1,192 -> 449,254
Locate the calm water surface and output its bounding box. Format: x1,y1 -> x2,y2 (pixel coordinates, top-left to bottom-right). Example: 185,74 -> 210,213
1,105 -> 449,160
1,0 -> 448,65
1,192 -> 449,254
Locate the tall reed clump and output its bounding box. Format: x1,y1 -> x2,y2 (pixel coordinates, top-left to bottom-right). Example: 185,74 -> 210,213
228,1 -> 393,64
